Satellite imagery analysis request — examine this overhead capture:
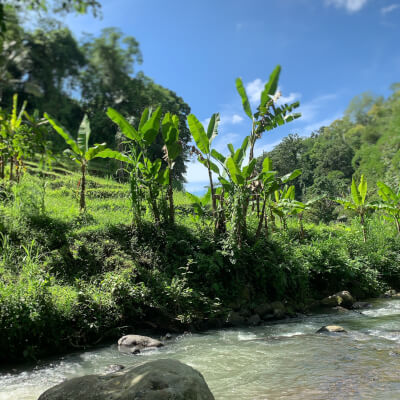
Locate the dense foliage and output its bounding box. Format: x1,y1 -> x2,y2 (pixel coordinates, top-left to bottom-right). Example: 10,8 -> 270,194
256,86 -> 400,221
0,6 -> 191,185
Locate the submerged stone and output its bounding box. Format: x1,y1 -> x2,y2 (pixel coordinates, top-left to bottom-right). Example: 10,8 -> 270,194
118,334 -> 163,354
317,325 -> 347,333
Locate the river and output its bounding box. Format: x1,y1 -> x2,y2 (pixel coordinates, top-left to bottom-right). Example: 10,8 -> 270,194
1,298 -> 399,399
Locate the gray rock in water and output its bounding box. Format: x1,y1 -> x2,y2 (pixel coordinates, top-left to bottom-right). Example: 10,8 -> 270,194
383,289 -> 397,298
352,301 -> 372,310
226,311 -> 246,326
254,303 -> 273,316
38,359 -> 215,400
247,314 -> 261,326
118,334 -> 164,354
316,325 -> 347,333
321,291 -> 354,308
331,306 -> 350,313
271,301 -> 286,319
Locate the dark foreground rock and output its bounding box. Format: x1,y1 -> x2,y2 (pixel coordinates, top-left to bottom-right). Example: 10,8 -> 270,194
317,325 -> 347,333
118,334 -> 164,354
38,359 -> 215,400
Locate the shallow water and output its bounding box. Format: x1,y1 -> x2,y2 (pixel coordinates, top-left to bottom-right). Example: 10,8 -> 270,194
1,299 -> 400,400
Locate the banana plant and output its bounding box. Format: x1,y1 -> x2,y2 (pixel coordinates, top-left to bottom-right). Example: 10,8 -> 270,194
106,107 -> 168,225
187,113 -> 220,215
375,181 -> 400,234
254,157 -> 279,237
186,189 -> 211,225
212,136 -> 257,246
285,196 -> 324,240
162,113 -> 182,224
235,65 -> 301,163
45,113 -> 115,211
0,94 -> 27,181
254,157 -> 301,236
336,175 -> 373,242
24,110 -> 54,170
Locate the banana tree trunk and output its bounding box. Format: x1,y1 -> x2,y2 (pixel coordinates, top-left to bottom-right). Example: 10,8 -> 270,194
256,197 -> 267,238
9,156 -> 14,181
395,218 -> 400,234
360,213 -> 367,242
0,156 -> 4,179
207,163 -> 216,214
168,168 -> 175,224
299,213 -> 304,240
80,163 -> 86,211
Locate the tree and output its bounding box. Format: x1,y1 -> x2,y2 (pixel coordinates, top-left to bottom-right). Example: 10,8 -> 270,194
45,113 -> 114,210
1,0 -> 100,34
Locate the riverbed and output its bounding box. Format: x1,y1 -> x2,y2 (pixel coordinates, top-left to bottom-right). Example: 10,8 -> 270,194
1,298 -> 400,399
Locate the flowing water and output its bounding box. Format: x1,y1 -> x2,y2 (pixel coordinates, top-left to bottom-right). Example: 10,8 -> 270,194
1,299 -> 400,400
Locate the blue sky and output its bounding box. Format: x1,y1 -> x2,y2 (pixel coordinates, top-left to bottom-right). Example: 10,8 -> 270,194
62,0 -> 400,193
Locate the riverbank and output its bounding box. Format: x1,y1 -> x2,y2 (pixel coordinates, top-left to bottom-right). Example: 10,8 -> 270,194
1,173 -> 400,363
1,298 -> 400,399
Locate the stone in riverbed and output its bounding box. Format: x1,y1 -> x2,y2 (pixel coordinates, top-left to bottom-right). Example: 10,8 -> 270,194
226,311 -> 246,326
254,303 -> 273,316
270,301 -> 286,319
247,314 -> 261,326
321,291 -> 354,308
38,359 -> 215,400
352,301 -> 372,310
118,334 -> 163,354
331,306 -> 350,313
316,325 -> 347,333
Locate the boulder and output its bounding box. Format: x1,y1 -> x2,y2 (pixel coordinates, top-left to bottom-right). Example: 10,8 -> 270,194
316,325 -> 347,333
247,314 -> 261,326
254,303 -> 273,316
118,334 -> 163,354
331,306 -> 350,313
38,359 -> 215,400
383,289 -> 397,298
226,311 -> 246,327
270,301 -> 286,319
321,291 -> 354,308
352,301 -> 372,310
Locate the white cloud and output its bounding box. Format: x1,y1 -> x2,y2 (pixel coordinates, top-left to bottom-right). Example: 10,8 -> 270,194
325,0 -> 368,13
276,92 -> 302,106
231,114 -> 244,124
202,113 -> 243,130
245,78 -> 265,104
381,4 -> 400,14
245,79 -> 301,106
